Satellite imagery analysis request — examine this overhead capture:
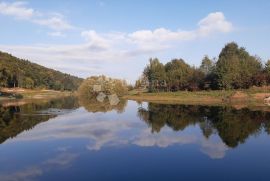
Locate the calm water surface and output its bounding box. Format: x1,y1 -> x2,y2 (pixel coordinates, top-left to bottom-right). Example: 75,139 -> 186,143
0,97 -> 270,181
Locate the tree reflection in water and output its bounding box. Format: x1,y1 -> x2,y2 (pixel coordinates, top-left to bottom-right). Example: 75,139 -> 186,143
138,103 -> 270,148
78,95 -> 127,113
0,96 -> 79,144
1,97 -> 270,150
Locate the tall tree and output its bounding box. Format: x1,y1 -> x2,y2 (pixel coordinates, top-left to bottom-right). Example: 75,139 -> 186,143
215,42 -> 262,89
143,58 -> 166,92
265,60 -> 270,74
200,55 -> 214,75
165,59 -> 193,91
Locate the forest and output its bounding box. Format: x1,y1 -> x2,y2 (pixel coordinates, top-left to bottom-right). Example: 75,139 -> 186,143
0,51 -> 83,91
137,42 -> 270,92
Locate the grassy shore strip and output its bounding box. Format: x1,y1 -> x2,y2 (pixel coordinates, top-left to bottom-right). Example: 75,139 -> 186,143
124,89 -> 270,108
125,91 -> 226,105
19,90 -> 72,99
0,88 -> 73,100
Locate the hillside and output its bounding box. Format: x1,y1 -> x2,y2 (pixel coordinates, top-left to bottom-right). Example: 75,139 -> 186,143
0,51 -> 83,91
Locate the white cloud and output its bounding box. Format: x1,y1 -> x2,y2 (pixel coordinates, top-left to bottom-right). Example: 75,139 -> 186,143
133,129 -> 197,148
0,12 -> 233,80
81,30 -> 111,50
0,1 -> 34,19
0,152 -> 78,181
79,12 -> 233,54
129,28 -> 195,44
200,137 -> 229,159
128,12 -> 232,49
78,11 -> 233,56
198,12 -> 233,36
0,1 -> 73,31
34,17 -> 73,31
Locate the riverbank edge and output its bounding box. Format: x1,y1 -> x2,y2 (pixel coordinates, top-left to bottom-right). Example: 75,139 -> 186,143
0,88 -> 74,101
123,89 -> 270,110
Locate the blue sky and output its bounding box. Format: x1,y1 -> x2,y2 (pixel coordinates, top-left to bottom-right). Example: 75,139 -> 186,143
0,0 -> 270,82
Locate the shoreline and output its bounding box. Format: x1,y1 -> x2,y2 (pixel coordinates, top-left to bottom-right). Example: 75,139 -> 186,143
124,90 -> 270,110
2,88 -> 270,111
0,88 -> 74,106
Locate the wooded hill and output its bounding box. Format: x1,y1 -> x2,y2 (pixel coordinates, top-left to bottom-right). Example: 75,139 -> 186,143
0,51 -> 83,91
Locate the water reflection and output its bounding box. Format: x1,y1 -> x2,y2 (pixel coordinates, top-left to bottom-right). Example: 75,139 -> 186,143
79,99 -> 127,113
0,96 -> 79,144
78,96 -> 127,113
1,98 -> 270,180
1,99 -> 270,151
138,103 -> 270,148
0,152 -> 78,181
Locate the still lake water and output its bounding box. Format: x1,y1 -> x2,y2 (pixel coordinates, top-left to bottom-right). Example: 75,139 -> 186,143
0,97 -> 270,181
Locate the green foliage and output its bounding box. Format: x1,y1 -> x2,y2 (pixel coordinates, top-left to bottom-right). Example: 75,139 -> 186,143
165,59 -> 193,91
78,76 -> 128,113
188,68 -> 205,91
200,55 -> 214,75
143,58 -> 166,92
215,42 -> 262,89
265,60 -> 270,74
141,42 -> 267,92
0,51 -> 83,91
23,77 -> 34,89
135,74 -> 148,89
143,58 -> 195,92
78,75 -> 128,100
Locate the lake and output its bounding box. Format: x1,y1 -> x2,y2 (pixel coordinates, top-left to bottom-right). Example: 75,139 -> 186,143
0,97 -> 270,181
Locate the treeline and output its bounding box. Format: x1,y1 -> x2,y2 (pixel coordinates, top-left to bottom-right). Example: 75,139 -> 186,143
136,42 -> 270,91
0,51 -> 83,91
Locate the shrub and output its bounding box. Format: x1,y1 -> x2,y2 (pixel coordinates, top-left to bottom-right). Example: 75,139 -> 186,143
78,75 -> 128,101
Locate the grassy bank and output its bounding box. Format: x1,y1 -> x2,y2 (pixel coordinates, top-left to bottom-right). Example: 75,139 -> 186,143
0,88 -> 73,100
124,87 -> 270,109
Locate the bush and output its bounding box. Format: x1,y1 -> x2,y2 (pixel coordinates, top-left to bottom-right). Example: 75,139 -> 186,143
78,75 -> 128,101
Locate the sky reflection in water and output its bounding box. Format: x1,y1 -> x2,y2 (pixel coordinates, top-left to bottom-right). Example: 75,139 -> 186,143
0,98 -> 270,181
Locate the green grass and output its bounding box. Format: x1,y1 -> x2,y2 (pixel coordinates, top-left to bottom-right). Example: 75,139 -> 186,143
128,89 -> 236,99
125,88 -> 270,109
0,88 -> 72,100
